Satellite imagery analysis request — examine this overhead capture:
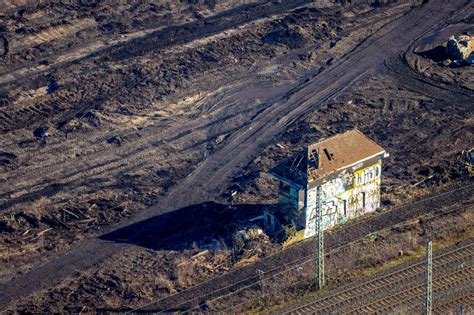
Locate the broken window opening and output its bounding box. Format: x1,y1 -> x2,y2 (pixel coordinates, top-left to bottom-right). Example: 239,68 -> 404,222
309,149 -> 319,168
323,148 -> 332,161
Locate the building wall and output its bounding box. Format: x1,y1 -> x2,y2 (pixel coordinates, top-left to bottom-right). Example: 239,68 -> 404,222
278,180 -> 306,229
304,161 -> 382,238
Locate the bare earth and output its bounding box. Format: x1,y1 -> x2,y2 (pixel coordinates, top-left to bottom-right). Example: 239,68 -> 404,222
0,0 -> 473,312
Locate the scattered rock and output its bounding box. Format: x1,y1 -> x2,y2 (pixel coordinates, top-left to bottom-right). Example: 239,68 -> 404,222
107,135 -> 122,145
201,54 -> 218,63
82,111 -> 101,127
100,21 -> 126,34
441,59 -> 451,67
47,78 -> 59,94
33,127 -> 49,139
463,149 -> 474,167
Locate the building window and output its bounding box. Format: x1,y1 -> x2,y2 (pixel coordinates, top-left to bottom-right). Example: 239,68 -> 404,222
374,164 -> 381,178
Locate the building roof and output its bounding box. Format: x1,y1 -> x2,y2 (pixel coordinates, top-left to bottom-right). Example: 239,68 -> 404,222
271,129 -> 387,185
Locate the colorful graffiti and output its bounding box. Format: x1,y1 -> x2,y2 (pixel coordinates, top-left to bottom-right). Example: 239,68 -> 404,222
354,162 -> 382,187
304,162 -> 382,238
320,177 -> 345,200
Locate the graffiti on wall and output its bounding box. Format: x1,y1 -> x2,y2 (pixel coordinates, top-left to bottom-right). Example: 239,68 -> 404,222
354,162 -> 381,187
304,162 -> 382,238
321,177 -> 345,200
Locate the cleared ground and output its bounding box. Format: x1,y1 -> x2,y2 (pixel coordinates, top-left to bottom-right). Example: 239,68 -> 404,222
0,0 -> 473,312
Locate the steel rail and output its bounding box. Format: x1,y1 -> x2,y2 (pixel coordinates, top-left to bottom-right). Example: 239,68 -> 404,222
130,184 -> 473,313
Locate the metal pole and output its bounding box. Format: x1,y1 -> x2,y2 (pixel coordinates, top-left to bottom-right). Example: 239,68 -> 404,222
256,269 -> 265,293
315,185 -> 324,290
424,240 -> 432,315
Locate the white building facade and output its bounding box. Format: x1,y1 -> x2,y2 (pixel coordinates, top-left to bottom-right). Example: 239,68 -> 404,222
271,129 -> 388,239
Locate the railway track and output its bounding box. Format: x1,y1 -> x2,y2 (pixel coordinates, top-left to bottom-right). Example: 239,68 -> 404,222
349,269 -> 472,314
133,186 -> 472,312
0,0 -> 471,309
283,240 -> 473,314
434,283 -> 473,314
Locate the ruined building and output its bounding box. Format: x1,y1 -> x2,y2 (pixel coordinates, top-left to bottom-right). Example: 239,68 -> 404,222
271,129 -> 389,238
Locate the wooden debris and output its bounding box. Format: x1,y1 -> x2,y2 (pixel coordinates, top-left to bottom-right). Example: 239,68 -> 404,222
62,208 -> 81,219
413,175 -> 434,187
76,218 -> 96,225
192,250 -> 209,259
37,228 -> 52,236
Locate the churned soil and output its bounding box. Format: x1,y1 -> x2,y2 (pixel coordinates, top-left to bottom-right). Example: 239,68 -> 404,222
0,0 -> 473,312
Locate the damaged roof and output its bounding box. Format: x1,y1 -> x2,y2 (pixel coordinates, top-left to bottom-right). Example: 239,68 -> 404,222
271,129 -> 387,185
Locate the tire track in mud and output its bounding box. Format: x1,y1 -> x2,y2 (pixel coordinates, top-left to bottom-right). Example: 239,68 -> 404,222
0,0 -> 315,88
0,85 -> 270,210
384,54 -> 473,106
0,0 -> 412,184
0,0 -> 346,191
0,0 -> 470,309
170,0 -> 471,207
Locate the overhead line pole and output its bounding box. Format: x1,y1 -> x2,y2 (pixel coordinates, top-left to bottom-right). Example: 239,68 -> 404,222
424,240 -> 432,315
315,185 -> 324,290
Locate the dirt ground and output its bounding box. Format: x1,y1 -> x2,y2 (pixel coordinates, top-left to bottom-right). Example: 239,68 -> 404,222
232,52 -> 474,206
0,0 -> 473,312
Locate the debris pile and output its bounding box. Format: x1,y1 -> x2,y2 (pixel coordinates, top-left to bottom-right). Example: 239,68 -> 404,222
231,227 -> 273,266
446,34 -> 473,65
463,149 -> 474,174
33,127 -> 49,139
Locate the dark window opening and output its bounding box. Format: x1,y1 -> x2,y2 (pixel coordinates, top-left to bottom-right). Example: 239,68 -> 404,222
323,148 -> 332,161
309,149 -> 319,168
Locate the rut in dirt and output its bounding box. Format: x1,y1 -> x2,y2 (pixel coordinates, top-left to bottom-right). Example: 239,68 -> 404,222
0,0 -> 471,310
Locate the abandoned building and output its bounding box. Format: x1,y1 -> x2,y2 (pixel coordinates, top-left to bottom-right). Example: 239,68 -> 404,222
271,129 -> 389,238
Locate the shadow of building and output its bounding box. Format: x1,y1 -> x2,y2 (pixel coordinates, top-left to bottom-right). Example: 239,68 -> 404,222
100,202 -> 278,251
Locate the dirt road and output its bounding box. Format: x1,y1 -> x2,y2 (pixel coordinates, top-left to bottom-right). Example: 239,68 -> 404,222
0,0 -> 471,310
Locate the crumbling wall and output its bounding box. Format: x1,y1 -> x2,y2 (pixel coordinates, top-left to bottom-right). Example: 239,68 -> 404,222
277,180 -> 306,228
